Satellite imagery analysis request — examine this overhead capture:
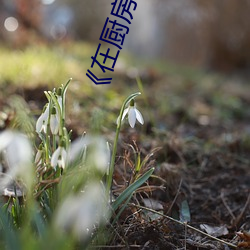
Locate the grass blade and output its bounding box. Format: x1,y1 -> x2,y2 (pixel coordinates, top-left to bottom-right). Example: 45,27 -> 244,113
112,167 -> 154,211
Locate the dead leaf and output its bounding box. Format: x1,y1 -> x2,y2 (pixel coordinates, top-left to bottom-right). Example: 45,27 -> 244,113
143,198 -> 163,211
237,231 -> 250,248
142,198 -> 164,221
200,224 -> 229,237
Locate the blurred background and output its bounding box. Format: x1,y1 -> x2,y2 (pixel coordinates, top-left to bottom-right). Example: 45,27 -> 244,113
1,0 -> 250,135
1,0 -> 250,72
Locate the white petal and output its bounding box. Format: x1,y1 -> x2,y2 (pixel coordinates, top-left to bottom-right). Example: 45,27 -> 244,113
36,104 -> 50,134
6,134 -> 32,170
55,183 -> 109,240
58,159 -> 65,169
55,195 -> 79,232
93,138 -> 110,173
41,122 -> 47,133
0,130 -> 13,151
60,148 -> 67,169
35,150 -> 42,164
67,137 -> 88,163
135,109 -> 144,125
50,114 -> 59,135
61,148 -> 67,161
51,147 -> 61,168
0,131 -> 33,190
128,107 -> 136,128
121,108 -> 129,121
36,113 -> 45,133
57,96 -> 63,110
43,104 -> 50,120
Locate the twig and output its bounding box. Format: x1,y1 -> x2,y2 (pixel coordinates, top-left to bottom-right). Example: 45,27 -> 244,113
130,203 -> 237,249
34,179 -> 59,198
89,245 -> 141,248
166,178 -> 183,215
233,192 -> 250,227
184,221 -> 187,250
221,190 -> 236,221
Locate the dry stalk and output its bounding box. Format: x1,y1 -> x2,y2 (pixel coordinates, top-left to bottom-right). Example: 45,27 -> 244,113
130,203 -> 238,249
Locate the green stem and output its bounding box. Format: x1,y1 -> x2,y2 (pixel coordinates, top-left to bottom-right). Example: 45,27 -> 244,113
52,134 -> 56,152
106,119 -> 121,195
49,92 -> 63,136
106,92 -> 141,196
45,97 -> 53,164
61,78 -> 72,127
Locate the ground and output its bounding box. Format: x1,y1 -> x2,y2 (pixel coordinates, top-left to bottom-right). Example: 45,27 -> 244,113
0,42 -> 249,249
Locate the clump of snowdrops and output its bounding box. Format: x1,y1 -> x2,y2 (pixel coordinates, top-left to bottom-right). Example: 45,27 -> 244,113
0,79 -> 154,249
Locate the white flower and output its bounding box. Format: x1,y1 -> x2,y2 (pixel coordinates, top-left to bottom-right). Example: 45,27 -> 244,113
36,104 -> 50,133
51,145 -> 67,169
88,137 -> 110,173
120,100 -> 144,128
35,144 -> 43,165
57,95 -> 63,111
35,149 -> 42,164
0,130 -> 33,190
67,136 -> 110,173
50,106 -> 59,135
54,182 -> 109,240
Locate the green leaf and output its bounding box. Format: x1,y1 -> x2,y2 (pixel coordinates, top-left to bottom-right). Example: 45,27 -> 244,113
62,78 -> 72,99
179,199 -> 191,222
112,167 -> 154,211
32,204 -> 46,237
0,208 -> 21,250
112,193 -> 133,225
135,152 -> 141,173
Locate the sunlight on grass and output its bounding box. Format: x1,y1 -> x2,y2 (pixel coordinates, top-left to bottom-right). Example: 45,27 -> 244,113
0,43 -> 93,87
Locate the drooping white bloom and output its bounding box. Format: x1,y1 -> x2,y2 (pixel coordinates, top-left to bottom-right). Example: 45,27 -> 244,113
50,106 -> 60,135
36,103 -> 50,133
56,87 -> 63,111
35,149 -> 42,164
67,136 -> 110,173
54,182 -> 109,240
88,137 -> 110,173
35,144 -> 43,165
120,99 -> 144,128
67,136 -> 87,163
51,145 -> 67,169
0,130 -> 33,190
57,95 -> 63,112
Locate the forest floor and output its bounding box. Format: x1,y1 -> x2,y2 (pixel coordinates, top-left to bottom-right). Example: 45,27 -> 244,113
0,42 -> 250,249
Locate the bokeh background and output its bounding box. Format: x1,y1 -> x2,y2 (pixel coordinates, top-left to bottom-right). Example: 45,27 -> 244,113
2,0 -> 250,72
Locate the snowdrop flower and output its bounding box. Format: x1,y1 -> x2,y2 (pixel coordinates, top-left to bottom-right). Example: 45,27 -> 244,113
36,103 -> 50,133
54,182 -> 109,240
0,130 -> 33,190
121,99 -> 144,128
57,93 -> 63,112
55,87 -> 63,117
88,137 -> 110,173
50,106 -> 59,135
67,135 -> 110,173
51,143 -> 67,169
35,144 -> 43,165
